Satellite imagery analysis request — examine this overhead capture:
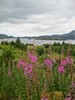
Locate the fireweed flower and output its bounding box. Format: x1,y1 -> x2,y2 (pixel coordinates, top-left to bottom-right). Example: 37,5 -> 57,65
28,52 -> 38,63
66,56 -> 74,65
17,60 -> 27,70
17,59 -> 33,77
57,57 -> 73,74
64,97 -> 72,100
44,58 -> 53,68
60,56 -> 73,68
24,64 -> 32,76
72,84 -> 75,88
60,59 -> 67,67
58,65 -> 65,74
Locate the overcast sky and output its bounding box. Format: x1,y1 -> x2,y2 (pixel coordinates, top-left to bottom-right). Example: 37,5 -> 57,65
0,0 -> 75,37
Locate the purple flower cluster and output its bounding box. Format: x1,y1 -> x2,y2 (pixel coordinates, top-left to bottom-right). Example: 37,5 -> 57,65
24,64 -> 32,76
44,58 -> 53,68
58,59 -> 67,74
65,97 -> 72,100
58,65 -> 65,74
72,83 -> 75,88
28,52 -> 38,63
17,59 -> 32,76
66,56 -> 74,65
17,59 -> 27,70
17,53 -> 38,76
58,56 -> 73,74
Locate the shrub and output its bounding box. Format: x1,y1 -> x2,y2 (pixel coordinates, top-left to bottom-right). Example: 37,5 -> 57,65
43,44 -> 49,48
36,46 -> 44,56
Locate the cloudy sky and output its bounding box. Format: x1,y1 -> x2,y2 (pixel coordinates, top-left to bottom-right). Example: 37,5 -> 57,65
0,0 -> 75,37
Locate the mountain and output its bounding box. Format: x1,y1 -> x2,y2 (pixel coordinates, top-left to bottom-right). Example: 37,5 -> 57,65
34,30 -> 75,40
0,34 -> 13,39
0,30 -> 75,40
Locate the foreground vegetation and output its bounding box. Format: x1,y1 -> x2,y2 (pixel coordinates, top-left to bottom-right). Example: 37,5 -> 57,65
0,38 -> 75,100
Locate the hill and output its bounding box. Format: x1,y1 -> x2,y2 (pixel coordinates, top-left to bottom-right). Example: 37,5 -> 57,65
0,30 -> 75,40
0,34 -> 13,39
34,30 -> 75,40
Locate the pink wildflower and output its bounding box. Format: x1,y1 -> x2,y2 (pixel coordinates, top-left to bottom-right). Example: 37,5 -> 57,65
66,56 -> 74,65
24,64 -> 32,75
17,60 -> 26,70
28,52 -> 38,63
27,69 -> 32,74
72,84 -> 75,88
17,59 -> 33,76
60,59 -> 67,66
64,97 -> 72,100
24,66 -> 28,70
58,65 -> 65,74
44,58 -> 53,68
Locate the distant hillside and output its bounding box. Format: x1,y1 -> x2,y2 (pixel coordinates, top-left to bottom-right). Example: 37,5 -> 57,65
0,34 -> 13,39
34,30 -> 75,40
0,30 -> 75,40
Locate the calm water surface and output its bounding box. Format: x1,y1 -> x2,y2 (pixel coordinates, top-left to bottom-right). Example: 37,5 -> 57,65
0,38 -> 75,45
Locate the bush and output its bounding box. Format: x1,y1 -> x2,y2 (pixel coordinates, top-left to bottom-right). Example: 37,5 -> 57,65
1,41 -> 8,45
36,46 -> 44,56
53,42 -> 60,46
43,44 -> 49,48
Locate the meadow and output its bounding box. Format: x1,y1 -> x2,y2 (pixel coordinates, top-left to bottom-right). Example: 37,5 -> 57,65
0,38 -> 75,100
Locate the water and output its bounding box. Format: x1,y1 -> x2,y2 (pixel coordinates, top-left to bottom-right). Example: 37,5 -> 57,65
0,38 -> 75,45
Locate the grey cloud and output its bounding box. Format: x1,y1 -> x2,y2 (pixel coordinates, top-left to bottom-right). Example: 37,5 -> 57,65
0,0 -> 75,36
0,0 -> 62,23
